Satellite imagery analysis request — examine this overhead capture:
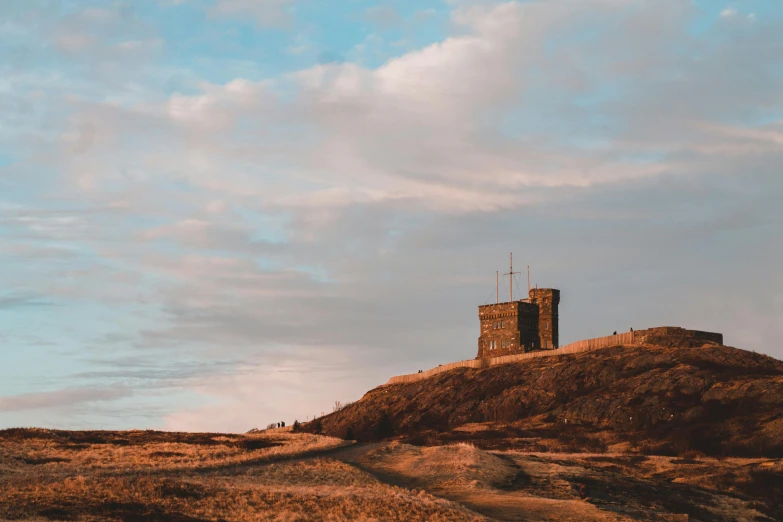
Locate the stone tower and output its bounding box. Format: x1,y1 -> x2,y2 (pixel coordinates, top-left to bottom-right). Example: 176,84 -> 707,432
477,301 -> 540,358
528,288 -> 560,349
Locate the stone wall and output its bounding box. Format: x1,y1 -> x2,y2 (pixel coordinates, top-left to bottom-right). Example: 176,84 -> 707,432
476,301 -> 539,358
529,288 -> 560,349
633,326 -> 723,347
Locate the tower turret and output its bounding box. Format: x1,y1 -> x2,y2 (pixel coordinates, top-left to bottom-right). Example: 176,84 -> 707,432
528,288 -> 560,349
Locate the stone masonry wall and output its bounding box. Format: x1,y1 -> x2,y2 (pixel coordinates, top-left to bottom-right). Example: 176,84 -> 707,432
528,288 -> 560,349
633,326 -> 723,346
476,301 -> 539,358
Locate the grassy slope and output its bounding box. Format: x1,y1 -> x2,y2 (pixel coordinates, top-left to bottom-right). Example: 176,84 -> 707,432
306,344 -> 783,457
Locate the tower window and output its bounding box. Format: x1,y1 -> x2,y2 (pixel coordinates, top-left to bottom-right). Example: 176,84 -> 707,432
545,322 -> 549,330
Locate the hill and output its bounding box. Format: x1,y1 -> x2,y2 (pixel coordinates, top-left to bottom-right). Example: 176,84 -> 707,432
304,343 -> 783,458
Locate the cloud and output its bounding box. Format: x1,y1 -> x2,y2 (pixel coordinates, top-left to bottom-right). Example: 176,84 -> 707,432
415,9 -> 437,22
720,8 -> 737,18
365,6 -> 403,29
0,293 -> 55,310
210,0 -> 296,28
56,2 -> 694,216
53,32 -> 96,52
103,2 -> 779,211
0,387 -> 132,412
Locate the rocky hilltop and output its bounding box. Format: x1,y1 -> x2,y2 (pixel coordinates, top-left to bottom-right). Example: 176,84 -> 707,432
306,341 -> 783,458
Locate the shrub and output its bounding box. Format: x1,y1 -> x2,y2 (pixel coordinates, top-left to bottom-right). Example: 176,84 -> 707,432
679,449 -> 707,460
333,401 -> 352,412
309,418 -> 323,434
374,412 -> 395,440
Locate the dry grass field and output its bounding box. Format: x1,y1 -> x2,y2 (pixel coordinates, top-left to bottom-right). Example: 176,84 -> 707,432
0,428 -> 482,521
345,441 -> 783,521
2,427 -> 781,521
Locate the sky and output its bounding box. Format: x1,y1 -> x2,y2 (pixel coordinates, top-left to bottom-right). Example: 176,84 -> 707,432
1,0 -> 782,432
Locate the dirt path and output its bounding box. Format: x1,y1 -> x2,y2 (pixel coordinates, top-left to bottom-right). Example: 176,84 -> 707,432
321,442 -> 632,521
319,442 -> 771,522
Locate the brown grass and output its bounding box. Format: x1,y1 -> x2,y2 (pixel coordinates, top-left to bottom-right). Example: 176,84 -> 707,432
0,429 -> 344,473
2,427 -> 780,521
0,429 -> 484,521
339,443 -> 783,521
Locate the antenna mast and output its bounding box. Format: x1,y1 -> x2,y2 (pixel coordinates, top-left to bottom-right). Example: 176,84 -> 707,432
503,253 -> 521,303
527,266 -> 530,295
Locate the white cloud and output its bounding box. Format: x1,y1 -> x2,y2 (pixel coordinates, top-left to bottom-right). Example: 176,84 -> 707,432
365,5 -> 403,29
720,8 -> 737,18
0,387 -> 132,412
206,200 -> 228,214
80,8 -> 114,22
210,0 -> 296,28
53,33 -> 96,52
95,1 -> 675,214
116,38 -> 164,52
163,350 -> 381,432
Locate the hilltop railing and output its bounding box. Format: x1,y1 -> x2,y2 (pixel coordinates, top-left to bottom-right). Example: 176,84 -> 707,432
386,331 -> 636,385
